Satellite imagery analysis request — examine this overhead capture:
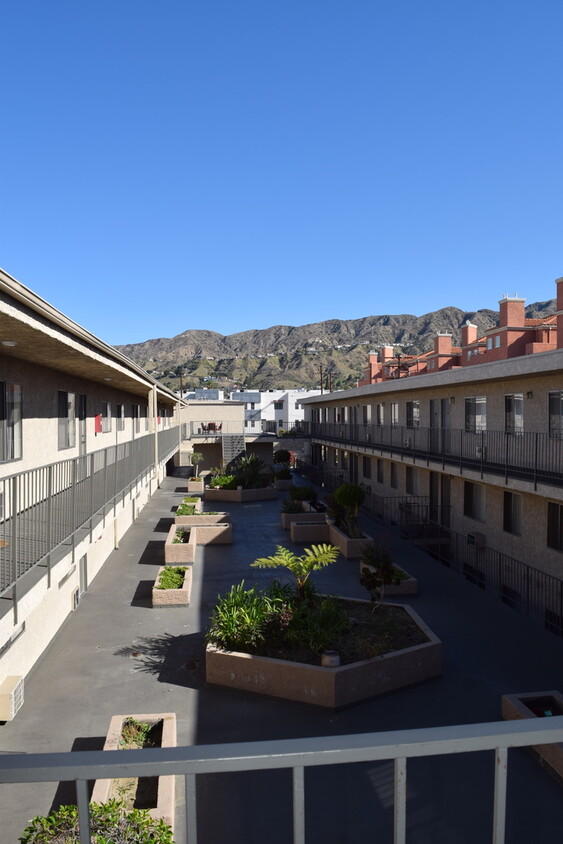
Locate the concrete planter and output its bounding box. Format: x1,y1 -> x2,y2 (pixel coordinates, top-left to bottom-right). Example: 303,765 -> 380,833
164,522 -> 233,564
186,479 -> 204,493
90,712 -> 177,830
281,511 -> 327,530
175,511 -> 231,526
359,562 -> 419,596
502,690 -> 563,779
288,521 -> 374,559
152,566 -> 191,606
206,601 -> 442,708
205,487 -> 277,503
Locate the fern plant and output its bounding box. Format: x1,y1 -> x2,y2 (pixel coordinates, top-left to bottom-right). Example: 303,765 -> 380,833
251,543 -> 340,601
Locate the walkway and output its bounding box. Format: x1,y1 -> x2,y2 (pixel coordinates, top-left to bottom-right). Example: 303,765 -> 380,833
2,471 -> 563,843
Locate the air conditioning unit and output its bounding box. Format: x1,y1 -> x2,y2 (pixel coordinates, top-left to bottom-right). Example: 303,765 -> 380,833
475,445 -> 487,459
0,675 -> 24,721
467,532 -> 486,550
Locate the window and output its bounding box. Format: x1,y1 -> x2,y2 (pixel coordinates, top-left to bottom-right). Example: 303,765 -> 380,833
390,463 -> 398,488
486,337 -> 493,350
247,402 -> 255,410
464,481 -> 485,521
117,403 -> 125,432
143,405 -> 149,431
505,394 -> 523,434
0,382 -> 22,461
390,403 -> 398,426
548,391 -> 563,437
101,402 -> 112,433
250,420 -> 255,428
406,466 -> 416,495
274,401 -> 284,410
494,335 -> 501,348
547,501 -> 563,552
406,401 -> 420,428
465,396 -> 487,432
375,403 -> 384,426
376,459 -> 384,484
362,405 -> 370,424
362,456 -> 371,478
503,492 -> 522,535
58,390 -> 76,449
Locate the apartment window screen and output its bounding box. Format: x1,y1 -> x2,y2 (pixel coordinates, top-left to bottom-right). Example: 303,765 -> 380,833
117,404 -> 125,431
0,382 -> 22,461
131,404 -> 140,435
406,401 -> 420,429
465,396 -> 487,432
390,403 -> 398,426
376,403 -> 384,426
58,390 -> 76,449
505,394 -> 523,434
101,402 -> 112,433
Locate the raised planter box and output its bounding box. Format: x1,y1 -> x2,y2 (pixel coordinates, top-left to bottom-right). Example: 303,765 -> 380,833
206,601 -> 442,708
152,566 -> 191,606
204,487 -> 277,503
164,522 -> 233,564
90,712 -> 176,830
281,511 -> 327,530
175,511 -> 231,526
288,521 -> 374,559
359,562 -> 419,596
186,479 -> 205,493
502,690 -> 563,779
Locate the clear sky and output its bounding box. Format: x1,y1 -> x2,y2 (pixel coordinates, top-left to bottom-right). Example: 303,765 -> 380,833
1,1 -> 561,346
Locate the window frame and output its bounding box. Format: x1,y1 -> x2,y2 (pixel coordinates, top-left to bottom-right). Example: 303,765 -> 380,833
58,390 -> 76,450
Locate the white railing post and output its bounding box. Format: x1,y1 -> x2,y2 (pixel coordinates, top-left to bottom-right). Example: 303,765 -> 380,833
76,778 -> 92,844
186,772 -> 198,843
293,765 -> 305,844
492,746 -> 508,844
394,756 -> 407,844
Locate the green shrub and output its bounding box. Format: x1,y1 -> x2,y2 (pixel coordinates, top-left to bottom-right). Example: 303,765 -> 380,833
209,474 -> 238,489
173,528 -> 191,543
176,502 -> 197,516
289,485 -> 317,502
281,498 -> 304,514
19,799 -> 174,844
206,582 -> 282,651
273,449 -> 291,464
156,567 -> 187,589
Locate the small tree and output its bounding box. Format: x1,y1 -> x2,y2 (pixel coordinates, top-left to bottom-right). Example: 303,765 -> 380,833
190,451 -> 204,477
273,448 -> 291,465
251,543 -> 340,601
334,483 -> 365,531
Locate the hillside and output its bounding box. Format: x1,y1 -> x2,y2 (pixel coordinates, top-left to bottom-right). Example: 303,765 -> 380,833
115,300 -> 556,391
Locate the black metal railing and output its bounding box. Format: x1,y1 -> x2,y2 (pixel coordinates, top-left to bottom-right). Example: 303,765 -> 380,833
0,428 -> 179,598
300,422 -> 563,487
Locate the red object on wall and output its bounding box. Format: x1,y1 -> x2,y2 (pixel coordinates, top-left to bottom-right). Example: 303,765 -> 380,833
94,414 -> 102,434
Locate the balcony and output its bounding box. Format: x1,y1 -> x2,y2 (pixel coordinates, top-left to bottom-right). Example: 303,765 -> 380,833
304,422 -> 563,489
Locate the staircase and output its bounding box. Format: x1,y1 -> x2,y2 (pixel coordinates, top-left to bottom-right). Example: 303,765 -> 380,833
222,433 -> 246,466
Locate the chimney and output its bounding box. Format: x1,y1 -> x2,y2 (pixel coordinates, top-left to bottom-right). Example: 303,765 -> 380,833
461,320 -> 478,346
434,332 -> 452,355
381,345 -> 394,362
499,295 -> 525,327
556,277 -> 563,348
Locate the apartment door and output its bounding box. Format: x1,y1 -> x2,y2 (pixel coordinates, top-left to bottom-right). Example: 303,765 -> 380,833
78,394 -> 87,456
429,472 -> 439,522
441,398 -> 451,454
79,553 -> 88,596
430,399 -> 441,452
440,475 -> 451,527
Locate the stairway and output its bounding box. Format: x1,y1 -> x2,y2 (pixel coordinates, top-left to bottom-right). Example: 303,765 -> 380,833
222,433 -> 246,466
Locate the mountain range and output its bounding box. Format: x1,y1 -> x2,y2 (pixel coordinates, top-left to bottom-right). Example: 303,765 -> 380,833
116,299 -> 556,392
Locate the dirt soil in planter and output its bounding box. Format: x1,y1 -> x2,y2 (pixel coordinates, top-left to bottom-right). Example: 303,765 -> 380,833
254,601 -> 429,667
109,719 -> 163,811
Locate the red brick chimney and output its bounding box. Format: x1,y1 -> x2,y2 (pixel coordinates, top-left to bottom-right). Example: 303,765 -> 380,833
380,345 -> 394,362
434,333 -> 452,355
461,321 -> 478,346
499,295 -> 525,327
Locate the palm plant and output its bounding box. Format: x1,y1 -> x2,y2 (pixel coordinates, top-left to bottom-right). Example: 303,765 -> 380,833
232,454 -> 269,489
251,543 -> 340,601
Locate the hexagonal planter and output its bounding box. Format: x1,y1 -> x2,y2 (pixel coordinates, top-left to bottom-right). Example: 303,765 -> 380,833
204,487 -> 277,503
90,712 -> 176,830
206,601 -> 442,708
288,521 -> 374,559
175,511 -> 231,527
152,566 -> 191,606
502,690 -> 563,779
281,511 -> 327,530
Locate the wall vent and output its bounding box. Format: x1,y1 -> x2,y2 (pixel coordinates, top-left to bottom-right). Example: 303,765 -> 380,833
72,588 -> 80,611
0,675 -> 24,721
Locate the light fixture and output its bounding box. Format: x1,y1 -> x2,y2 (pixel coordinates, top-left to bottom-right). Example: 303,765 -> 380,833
449,396 -> 455,404
526,391 -> 533,399
2,340 -> 17,347
103,377 -> 112,382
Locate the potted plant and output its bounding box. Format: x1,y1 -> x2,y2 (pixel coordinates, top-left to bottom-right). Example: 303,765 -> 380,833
359,539 -> 418,599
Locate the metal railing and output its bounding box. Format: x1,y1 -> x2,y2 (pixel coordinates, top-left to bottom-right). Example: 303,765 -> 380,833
0,427 -> 179,600
301,422 -> 563,488
2,717 -> 563,844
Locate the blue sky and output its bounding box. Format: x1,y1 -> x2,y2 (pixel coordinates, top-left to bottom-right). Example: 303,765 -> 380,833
1,1 -> 561,345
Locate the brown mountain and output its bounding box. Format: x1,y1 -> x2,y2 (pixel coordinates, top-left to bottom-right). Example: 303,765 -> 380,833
115,300 -> 556,391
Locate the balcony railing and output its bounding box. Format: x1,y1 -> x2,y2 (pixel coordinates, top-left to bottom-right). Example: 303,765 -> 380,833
0,427 -> 179,604
2,717 -> 563,843
303,422 -> 563,488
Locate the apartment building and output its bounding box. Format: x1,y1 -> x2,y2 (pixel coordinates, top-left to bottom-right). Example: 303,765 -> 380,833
301,277 -> 563,636
230,388 -> 322,433
0,269 -> 181,712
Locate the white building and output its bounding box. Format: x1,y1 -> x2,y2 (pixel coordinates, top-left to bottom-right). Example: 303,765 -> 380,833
228,388 -> 322,434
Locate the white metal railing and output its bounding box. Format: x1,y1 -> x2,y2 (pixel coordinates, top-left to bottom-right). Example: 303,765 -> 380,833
2,716 -> 563,844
